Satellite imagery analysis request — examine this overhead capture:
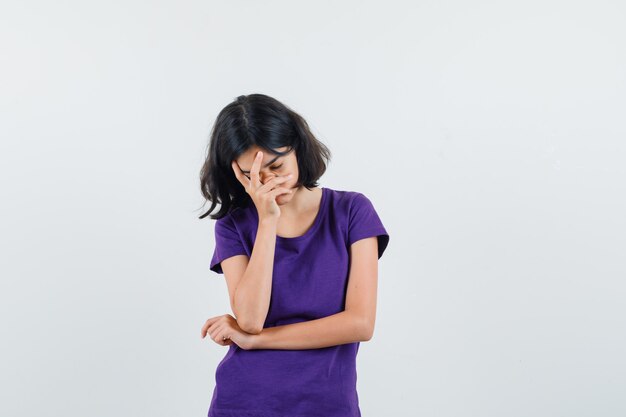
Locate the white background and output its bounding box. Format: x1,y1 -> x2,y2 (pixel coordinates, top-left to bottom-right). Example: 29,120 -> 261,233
1,1 -> 625,416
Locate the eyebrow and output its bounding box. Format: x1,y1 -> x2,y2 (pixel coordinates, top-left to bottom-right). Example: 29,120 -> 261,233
241,155 -> 281,174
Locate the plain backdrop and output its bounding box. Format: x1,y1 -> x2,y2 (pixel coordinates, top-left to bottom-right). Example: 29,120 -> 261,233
1,1 -> 625,416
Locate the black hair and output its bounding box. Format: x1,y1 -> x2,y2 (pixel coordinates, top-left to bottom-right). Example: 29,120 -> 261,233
198,93 -> 332,220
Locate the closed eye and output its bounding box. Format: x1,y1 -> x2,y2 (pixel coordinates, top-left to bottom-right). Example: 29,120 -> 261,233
244,164 -> 283,179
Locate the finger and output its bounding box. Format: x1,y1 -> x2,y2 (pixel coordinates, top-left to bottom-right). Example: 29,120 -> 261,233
269,187 -> 294,199
207,320 -> 225,341
249,151 -> 263,188
258,174 -> 293,193
201,317 -> 220,338
217,332 -> 230,346
231,161 -> 250,188
220,332 -> 232,346
212,324 -> 227,344
202,316 -> 221,335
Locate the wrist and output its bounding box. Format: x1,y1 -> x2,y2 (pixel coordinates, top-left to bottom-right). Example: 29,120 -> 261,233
258,216 -> 279,229
245,332 -> 263,350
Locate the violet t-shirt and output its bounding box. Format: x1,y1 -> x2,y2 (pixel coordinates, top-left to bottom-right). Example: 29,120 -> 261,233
207,186 -> 389,417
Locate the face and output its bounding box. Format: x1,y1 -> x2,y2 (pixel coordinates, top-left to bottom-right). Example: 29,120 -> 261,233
234,146 -> 299,204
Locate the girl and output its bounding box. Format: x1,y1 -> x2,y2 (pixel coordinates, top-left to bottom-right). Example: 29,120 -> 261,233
199,94 -> 389,417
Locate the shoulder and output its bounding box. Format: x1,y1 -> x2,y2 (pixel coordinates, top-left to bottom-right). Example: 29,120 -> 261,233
324,186 -> 363,204
214,210 -> 236,228
215,204 -> 252,228
326,187 -> 389,258
324,187 -> 374,213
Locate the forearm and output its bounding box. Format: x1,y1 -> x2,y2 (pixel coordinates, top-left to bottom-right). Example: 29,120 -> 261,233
250,310 -> 370,350
233,218 -> 278,333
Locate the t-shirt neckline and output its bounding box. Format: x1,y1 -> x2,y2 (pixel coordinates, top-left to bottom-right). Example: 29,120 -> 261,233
253,187 -> 328,243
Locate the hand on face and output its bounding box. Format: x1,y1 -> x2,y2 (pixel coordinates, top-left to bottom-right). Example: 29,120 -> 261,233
232,150 -> 293,220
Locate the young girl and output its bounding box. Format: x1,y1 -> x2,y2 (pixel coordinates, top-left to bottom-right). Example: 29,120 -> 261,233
199,94 -> 389,417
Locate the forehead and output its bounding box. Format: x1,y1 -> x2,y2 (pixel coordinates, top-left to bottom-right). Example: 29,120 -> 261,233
236,146 -> 290,168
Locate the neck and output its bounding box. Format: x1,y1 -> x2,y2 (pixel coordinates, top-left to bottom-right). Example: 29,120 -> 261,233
280,186 -> 320,217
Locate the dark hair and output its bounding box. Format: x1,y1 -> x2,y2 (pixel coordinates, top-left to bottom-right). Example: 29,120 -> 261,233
198,94 -> 331,220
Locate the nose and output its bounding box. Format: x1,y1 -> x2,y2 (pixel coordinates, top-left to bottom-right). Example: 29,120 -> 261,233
260,172 -> 276,184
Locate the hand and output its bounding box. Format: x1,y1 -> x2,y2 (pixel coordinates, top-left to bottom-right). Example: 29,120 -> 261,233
231,150 -> 293,220
201,314 -> 256,350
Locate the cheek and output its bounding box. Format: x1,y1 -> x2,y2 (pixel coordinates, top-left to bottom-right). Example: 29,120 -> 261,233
281,179 -> 297,193
280,181 -> 294,191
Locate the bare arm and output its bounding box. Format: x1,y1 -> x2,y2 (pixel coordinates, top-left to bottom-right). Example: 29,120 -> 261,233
231,217 -> 279,334
246,236 -> 380,350
248,310 -> 370,350
226,150 -> 293,334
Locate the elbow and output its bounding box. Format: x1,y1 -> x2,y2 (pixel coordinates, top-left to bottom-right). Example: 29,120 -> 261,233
360,318 -> 375,341
232,301 -> 264,335
237,318 -> 264,335
244,325 -> 264,335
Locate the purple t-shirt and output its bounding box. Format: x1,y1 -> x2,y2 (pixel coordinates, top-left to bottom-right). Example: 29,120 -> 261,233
207,186 -> 389,417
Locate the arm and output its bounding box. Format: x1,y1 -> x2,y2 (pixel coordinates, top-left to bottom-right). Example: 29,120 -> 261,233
250,310 -> 370,350
232,217 -> 279,334
225,153 -> 294,335
248,236 -> 380,350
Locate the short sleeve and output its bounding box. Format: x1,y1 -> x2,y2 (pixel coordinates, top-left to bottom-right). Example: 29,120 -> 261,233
209,214 -> 249,274
347,192 -> 390,259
